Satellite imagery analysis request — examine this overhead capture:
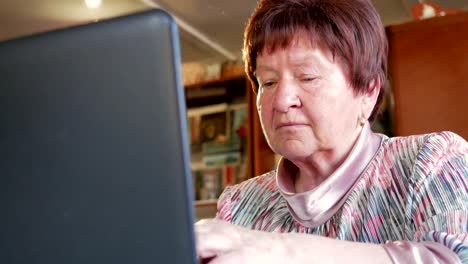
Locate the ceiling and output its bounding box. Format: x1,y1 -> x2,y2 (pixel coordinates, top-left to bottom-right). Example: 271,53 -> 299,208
0,0 -> 467,64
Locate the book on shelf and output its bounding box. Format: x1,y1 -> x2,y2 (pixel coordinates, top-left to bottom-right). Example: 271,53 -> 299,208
229,103 -> 248,157
192,163 -> 246,201
222,163 -> 248,187
187,103 -> 228,117
193,168 -> 223,201
199,112 -> 227,144
203,151 -> 240,166
187,103 -> 227,151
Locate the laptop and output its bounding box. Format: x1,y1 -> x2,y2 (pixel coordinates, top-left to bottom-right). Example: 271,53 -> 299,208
0,9 -> 197,264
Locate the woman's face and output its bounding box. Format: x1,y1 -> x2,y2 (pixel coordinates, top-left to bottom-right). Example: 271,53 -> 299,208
255,35 -> 375,162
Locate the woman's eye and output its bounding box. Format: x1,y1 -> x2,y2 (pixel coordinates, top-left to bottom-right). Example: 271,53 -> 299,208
260,81 -> 276,89
301,76 -> 316,82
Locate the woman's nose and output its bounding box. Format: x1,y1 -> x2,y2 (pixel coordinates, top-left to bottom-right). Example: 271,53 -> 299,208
273,79 -> 301,112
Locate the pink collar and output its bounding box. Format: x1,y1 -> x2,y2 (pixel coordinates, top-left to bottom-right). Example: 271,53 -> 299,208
276,122 -> 383,227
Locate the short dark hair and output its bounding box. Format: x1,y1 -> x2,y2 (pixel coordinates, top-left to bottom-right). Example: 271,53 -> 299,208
243,0 -> 388,122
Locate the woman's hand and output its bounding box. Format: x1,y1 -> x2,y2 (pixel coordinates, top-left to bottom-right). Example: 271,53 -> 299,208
195,219 -> 288,264
195,219 -> 392,264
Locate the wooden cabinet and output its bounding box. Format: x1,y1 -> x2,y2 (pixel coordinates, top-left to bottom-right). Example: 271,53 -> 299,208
386,12 -> 468,139
185,75 -> 275,208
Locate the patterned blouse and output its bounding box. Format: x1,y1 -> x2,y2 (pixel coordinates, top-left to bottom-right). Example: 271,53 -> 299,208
215,126 -> 468,263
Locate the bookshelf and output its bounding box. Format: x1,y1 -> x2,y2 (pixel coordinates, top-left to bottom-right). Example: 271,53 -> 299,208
185,75 -> 276,207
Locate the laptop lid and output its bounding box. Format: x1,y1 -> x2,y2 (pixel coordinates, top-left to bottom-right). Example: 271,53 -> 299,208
0,9 -> 197,264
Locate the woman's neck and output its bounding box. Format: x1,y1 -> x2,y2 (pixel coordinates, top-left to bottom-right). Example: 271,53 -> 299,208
292,128 -> 362,193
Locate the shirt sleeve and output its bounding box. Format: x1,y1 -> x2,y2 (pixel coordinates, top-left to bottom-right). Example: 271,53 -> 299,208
383,238 -> 462,264
215,185 -> 234,222
384,131 -> 468,263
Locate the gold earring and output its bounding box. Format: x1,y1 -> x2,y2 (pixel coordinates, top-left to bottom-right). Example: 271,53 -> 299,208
359,117 -> 366,127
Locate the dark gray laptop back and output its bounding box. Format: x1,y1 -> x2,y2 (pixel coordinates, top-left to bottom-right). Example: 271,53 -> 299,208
0,9 -> 197,264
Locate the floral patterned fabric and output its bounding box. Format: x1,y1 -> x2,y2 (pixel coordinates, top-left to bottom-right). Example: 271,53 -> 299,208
216,131 -> 468,263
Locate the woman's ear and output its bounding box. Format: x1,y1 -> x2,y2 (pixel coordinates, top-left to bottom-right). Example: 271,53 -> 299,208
360,78 -> 380,119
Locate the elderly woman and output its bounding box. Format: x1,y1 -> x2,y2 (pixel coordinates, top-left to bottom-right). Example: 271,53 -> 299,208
196,0 -> 468,263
